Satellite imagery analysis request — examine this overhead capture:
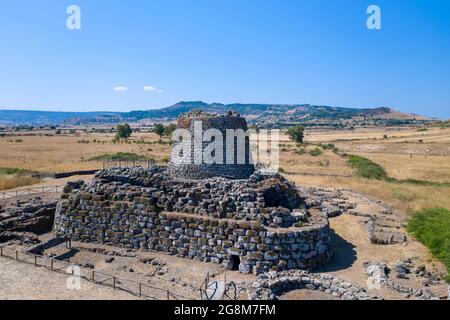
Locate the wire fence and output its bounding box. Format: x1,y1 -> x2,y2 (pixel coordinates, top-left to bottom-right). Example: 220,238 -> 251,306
0,185 -> 64,202
0,245 -> 194,300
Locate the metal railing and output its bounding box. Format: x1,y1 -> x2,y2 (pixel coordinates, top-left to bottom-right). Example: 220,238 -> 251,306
0,185 -> 64,202
0,245 -> 194,300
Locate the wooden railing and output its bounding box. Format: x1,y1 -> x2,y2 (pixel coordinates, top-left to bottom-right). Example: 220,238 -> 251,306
0,185 -> 64,202
0,245 -> 194,300
199,272 -> 238,300
102,160 -> 156,170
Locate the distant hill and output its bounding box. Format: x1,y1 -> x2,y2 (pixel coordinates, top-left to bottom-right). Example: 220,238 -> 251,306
0,110 -> 122,126
0,102 -> 433,128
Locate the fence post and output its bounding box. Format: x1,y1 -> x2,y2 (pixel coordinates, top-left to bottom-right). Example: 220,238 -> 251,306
34,256 -> 37,266
92,270 -> 95,282
139,283 -> 142,297
51,259 -> 54,271
167,291 -> 170,300
15,251 -> 19,261
113,277 -> 116,290
0,246 -> 2,257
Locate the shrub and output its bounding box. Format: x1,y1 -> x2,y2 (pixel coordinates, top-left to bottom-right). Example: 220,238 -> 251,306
88,152 -> 151,161
309,148 -> 323,157
347,155 -> 388,180
407,208 -> 450,282
321,143 -> 337,152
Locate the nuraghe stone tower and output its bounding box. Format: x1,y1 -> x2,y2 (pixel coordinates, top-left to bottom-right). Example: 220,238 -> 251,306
167,110 -> 255,180
54,111 -> 334,275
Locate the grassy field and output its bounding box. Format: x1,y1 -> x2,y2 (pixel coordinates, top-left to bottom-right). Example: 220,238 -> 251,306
407,208 -> 450,281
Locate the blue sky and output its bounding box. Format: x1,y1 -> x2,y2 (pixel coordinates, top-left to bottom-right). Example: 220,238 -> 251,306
0,0 -> 449,118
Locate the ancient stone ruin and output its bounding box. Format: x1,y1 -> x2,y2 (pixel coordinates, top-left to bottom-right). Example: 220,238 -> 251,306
167,110 -> 255,180
54,111 -> 334,274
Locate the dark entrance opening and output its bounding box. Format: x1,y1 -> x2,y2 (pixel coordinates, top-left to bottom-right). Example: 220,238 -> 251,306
230,255 -> 240,271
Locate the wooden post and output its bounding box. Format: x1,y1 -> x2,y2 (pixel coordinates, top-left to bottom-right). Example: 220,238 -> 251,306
34,256 -> 37,266
113,277 -> 116,290
0,246 -> 3,257
51,259 -> 54,271
167,291 -> 170,300
139,283 -> 142,297
15,251 -> 19,261
92,270 -> 95,282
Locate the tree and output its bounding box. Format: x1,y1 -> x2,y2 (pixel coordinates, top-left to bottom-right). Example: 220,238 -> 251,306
163,124 -> 177,137
116,123 -> 132,140
153,123 -> 165,137
287,126 -> 305,144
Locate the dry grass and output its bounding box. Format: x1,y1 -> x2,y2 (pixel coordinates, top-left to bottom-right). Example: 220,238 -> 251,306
0,133 -> 171,173
0,176 -> 40,191
352,153 -> 450,183
279,148 -> 353,176
288,174 -> 450,215
297,127 -> 450,144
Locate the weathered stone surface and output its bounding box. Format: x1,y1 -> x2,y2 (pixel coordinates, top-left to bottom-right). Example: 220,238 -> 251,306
248,270 -> 378,300
54,168 -> 334,274
0,198 -> 57,244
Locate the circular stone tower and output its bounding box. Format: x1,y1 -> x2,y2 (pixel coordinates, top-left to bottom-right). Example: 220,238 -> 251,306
167,110 -> 255,180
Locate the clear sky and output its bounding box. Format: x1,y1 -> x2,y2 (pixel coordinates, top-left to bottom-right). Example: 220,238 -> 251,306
0,0 -> 449,118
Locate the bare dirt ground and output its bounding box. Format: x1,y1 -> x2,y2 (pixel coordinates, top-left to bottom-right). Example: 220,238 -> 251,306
0,256 -> 138,300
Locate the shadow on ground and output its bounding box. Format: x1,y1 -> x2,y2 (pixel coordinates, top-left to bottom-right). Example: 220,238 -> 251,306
315,229 -> 357,273
54,248 -> 80,261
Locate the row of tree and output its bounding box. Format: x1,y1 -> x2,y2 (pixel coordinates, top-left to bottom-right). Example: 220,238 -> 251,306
115,123 -> 178,140
153,123 -> 177,137
116,123 -> 304,144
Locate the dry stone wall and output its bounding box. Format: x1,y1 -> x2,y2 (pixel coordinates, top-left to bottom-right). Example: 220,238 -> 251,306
54,169 -> 333,274
167,110 -> 255,180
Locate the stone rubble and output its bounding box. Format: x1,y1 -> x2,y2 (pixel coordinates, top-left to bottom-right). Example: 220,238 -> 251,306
364,261 -> 443,300
249,270 -> 378,300
0,197 -> 57,244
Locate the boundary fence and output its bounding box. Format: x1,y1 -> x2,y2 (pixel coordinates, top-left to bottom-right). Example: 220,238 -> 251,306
0,245 -> 194,300
0,185 -> 64,202
199,272 -> 238,300
102,160 -> 156,170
